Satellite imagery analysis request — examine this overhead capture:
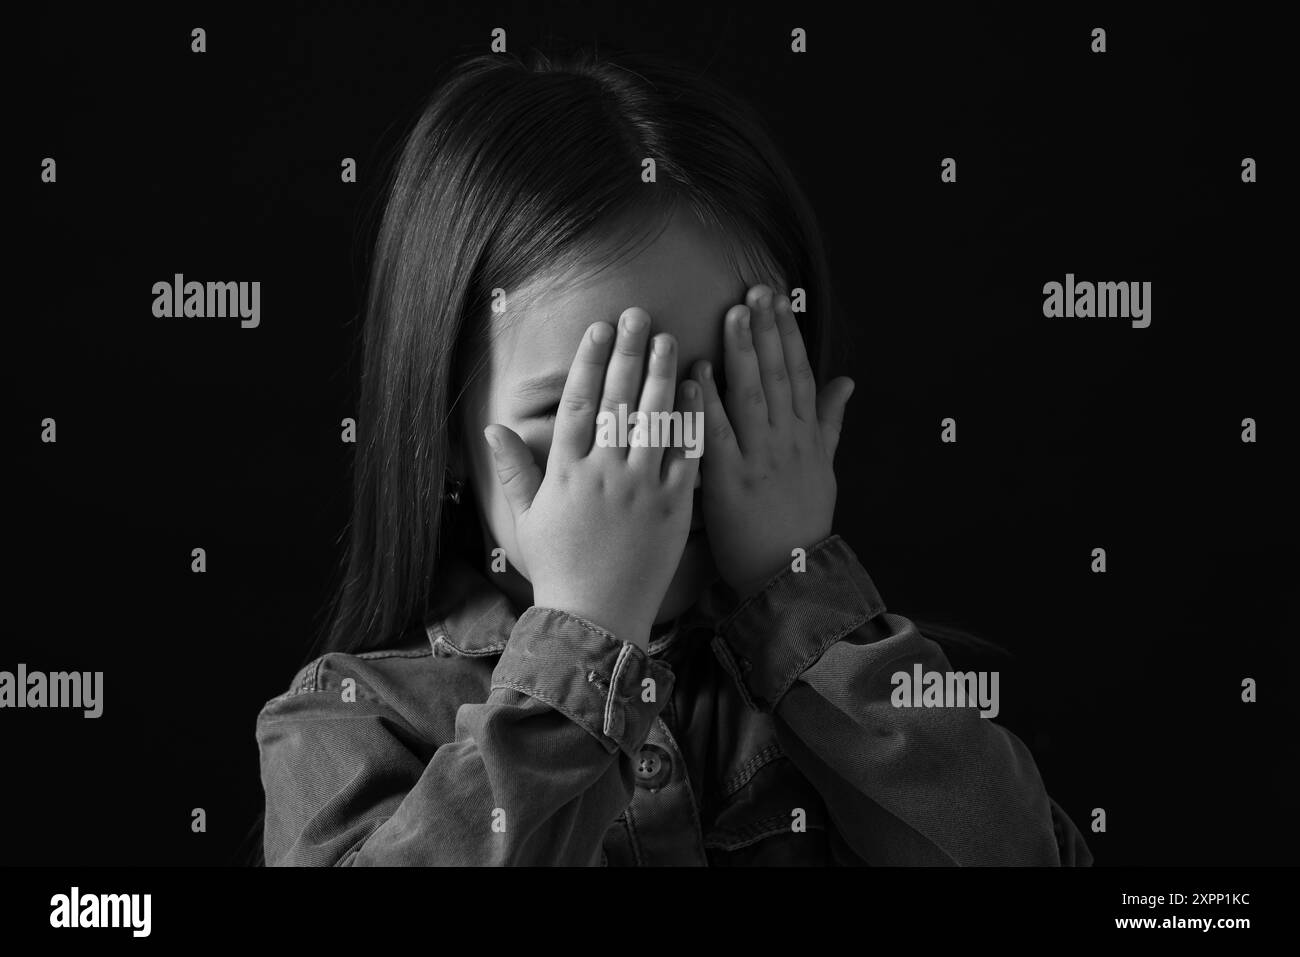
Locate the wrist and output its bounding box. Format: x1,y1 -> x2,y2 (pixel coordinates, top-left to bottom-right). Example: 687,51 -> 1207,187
725,561 -> 785,601
724,530 -> 835,599
531,595 -> 652,650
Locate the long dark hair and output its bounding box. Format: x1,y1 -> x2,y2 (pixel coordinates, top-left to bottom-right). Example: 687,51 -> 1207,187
311,47 -> 846,661
245,46 -> 1000,865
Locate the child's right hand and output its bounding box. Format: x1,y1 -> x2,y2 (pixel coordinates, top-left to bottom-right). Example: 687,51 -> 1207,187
482,308 -> 702,650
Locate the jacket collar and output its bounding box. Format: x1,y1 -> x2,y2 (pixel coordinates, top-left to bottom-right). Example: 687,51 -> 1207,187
424,558 -> 731,659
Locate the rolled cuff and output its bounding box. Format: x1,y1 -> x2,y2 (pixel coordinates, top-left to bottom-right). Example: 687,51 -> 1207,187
711,534 -> 887,711
491,606 -> 675,758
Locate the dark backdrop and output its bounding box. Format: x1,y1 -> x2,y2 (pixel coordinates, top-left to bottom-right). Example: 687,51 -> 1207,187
16,2 -> 1292,865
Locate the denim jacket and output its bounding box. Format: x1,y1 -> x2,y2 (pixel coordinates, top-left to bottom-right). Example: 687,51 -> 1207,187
256,535 -> 1093,866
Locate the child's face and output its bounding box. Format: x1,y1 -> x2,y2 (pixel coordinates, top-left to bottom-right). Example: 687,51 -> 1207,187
460,208 -> 755,623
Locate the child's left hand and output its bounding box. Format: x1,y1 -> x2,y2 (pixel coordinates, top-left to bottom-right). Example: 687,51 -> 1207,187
692,284 -> 855,600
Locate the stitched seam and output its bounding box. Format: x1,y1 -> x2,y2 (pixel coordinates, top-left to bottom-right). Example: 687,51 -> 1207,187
441,640 -> 507,657
647,621 -> 683,656
655,717 -> 708,855
354,648 -> 434,661
710,635 -> 759,711
768,609 -> 873,706
705,821 -> 826,851
603,643 -> 634,737
255,704 -> 410,727
425,620 -> 443,653
708,810 -> 823,845
305,657 -> 323,693
433,607 -> 508,656
256,686 -> 312,713
543,608 -> 623,646
490,677 -> 615,751
721,744 -> 784,797
720,535 -> 842,628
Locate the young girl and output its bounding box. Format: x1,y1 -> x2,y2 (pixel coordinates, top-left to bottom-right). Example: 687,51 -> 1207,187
255,49 -> 1093,866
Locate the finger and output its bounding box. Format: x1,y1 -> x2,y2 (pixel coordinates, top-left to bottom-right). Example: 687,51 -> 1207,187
722,304 -> 766,454
663,378 -> 703,492
551,321 -> 615,464
745,285 -> 792,427
815,377 -> 855,463
629,332 -> 677,472
773,292 -> 817,421
483,424 -> 542,521
597,307 -> 652,461
693,358 -> 740,470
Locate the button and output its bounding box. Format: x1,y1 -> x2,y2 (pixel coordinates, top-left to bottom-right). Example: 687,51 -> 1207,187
633,744 -> 672,791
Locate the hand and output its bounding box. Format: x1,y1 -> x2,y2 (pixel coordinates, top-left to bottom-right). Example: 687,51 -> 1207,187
692,284 -> 854,599
483,308 -> 702,649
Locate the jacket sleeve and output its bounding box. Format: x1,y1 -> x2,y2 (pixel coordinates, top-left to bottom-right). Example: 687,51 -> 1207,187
256,608 -> 674,866
708,534 -> 1094,866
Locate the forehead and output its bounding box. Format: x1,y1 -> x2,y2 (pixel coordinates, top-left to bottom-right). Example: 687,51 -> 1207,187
494,212 -> 750,379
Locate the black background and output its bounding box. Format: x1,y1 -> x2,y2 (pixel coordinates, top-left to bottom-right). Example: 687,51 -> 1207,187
16,2 -> 1293,866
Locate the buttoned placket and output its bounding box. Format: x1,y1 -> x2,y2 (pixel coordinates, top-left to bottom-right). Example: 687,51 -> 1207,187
609,618 -> 710,866
619,713 -> 709,865
426,562 -> 730,866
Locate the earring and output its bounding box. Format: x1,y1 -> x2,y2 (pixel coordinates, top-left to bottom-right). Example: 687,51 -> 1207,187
443,471 -> 464,506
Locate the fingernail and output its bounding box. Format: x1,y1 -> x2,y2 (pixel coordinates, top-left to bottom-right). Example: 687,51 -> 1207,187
590,322 -> 612,343
623,310 -> 647,333
700,361 -> 713,380
738,309 -> 750,333
483,428 -> 501,452
682,381 -> 698,399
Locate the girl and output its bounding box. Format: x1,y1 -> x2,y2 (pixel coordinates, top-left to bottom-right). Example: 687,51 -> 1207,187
255,48 -> 1092,866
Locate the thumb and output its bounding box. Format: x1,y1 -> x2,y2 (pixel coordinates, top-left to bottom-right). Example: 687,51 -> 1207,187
816,377 -> 855,462
482,425 -> 541,520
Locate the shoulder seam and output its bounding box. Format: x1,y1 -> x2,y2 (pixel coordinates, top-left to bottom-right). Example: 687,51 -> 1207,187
258,646 -> 435,712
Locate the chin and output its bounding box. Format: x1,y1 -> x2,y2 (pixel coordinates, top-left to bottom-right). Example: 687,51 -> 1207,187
654,534 -> 715,623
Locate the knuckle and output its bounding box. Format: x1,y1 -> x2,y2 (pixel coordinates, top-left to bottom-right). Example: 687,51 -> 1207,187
658,499 -> 684,522
617,482 -> 640,509
562,394 -> 594,416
